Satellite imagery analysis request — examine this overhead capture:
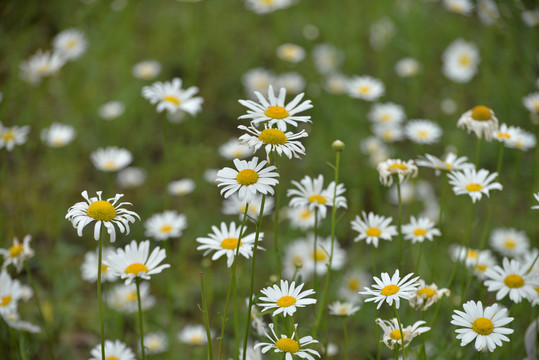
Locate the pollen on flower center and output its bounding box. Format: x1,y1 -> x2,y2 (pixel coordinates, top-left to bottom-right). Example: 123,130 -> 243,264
311,249 -> 327,261
0,296 -> 12,306
190,334 -> 203,344
366,227 -> 382,237
497,132 -> 511,139
467,249 -> 478,259
125,263 -> 149,275
2,130 -> 14,141
472,317 -> 494,335
417,288 -> 436,298
101,264 -> 109,273
275,338 -> 300,353
381,284 -> 400,296
458,54 -> 471,66
390,329 -> 403,340
265,106 -> 289,119
9,244 -> 23,257
86,200 -> 117,221
308,194 -> 327,204
258,128 -> 287,145
277,295 -> 297,307
503,239 -> 516,249
476,264 -> 487,272
471,105 -> 492,121
160,224 -> 173,233
163,95 -> 181,106
443,161 -> 453,169
504,274 -> 524,288
465,183 -> 483,192
348,279 -> 360,291
236,169 -> 259,185
220,237 -> 241,250
413,228 -> 427,236
388,163 -> 407,171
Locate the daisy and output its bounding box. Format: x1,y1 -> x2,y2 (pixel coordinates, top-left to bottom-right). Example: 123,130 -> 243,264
0,235 -> 34,273
117,167 -> 147,189
368,102 -> 406,125
457,105 -> 499,141
238,85 -> 313,131
20,49 -> 65,85
369,17 -> 396,50
483,257 -> 538,303
450,245 -> 490,268
0,123 -> 30,151
347,75 -> 385,101
328,301 -> 360,316
0,270 -> 23,317
258,280 -> 316,317
510,128 -> 537,151
242,67 -> 276,96
246,299 -> 267,336
3,311 -> 40,334
81,247 -> 118,283
144,210 -> 187,241
478,0 -> 499,25
167,109 -> 188,124
52,28 -> 87,60
522,9 -> 539,27
360,136 -> 387,156
98,101 -> 125,120
409,280 -> 450,311
142,77 -> 203,115
286,205 -> 319,231
402,216 -> 441,243
196,221 -> 262,267
276,43 -> 306,63
143,332 -> 168,354
376,318 -> 430,350
132,60 -> 161,80
405,119 -> 442,144
40,123 -> 76,148
313,43 -> 343,74
377,159 -> 418,187
523,92 -> 539,113
533,192 -> 539,210
416,152 -> 474,176
89,339 -> 136,360
178,324 -> 210,345
338,269 -> 372,302
65,190 -> 140,242
473,251 -> 497,280
359,270 -> 420,309
275,72 -> 306,94
106,282 -> 155,313
287,174 -> 347,219
323,73 -> 349,95
105,240 -> 170,285
372,123 -> 405,143
221,193 -> 274,222
443,0 -> 474,15
451,300 -> 514,352
282,239 -> 312,281
240,344 -> 264,360
216,156 -> 279,203
395,57 -> 421,77
448,168 -> 502,203
254,323 -> 320,359
167,178 -> 196,196
489,228 -> 529,258
351,211 -> 397,248
492,123 -> 519,146
90,146 -> 133,172
442,39 -> 480,83
238,124 -> 308,161
218,137 -> 254,160
296,233 -> 346,277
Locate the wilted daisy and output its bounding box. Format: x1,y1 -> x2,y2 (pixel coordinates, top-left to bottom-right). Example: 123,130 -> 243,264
52,28 -> 87,60
98,101 -> 125,120
443,0 -> 473,15
483,257 -> 538,303
238,85 -> 313,131
142,332 -> 168,354
405,119 -> 442,144
218,137 -> 254,160
106,282 -> 155,313
216,156 -> 279,203
40,122 -> 76,148
132,60 -> 161,80
0,270 -> 23,317
339,269 -> 372,302
0,123 -> 30,151
89,339 -> 136,360
117,167 -> 147,189
442,39 -> 480,83
451,300 -> 514,352
360,270 -> 420,309
328,301 -> 360,316
478,0 -> 500,25
416,152 -> 474,176
142,77 -> 203,115
351,211 -> 397,248
347,75 -> 385,101
258,280 -> 316,317
81,247 -> 118,283
402,216 -> 441,243
523,92 -> 539,113
277,43 -> 306,63
91,146 -> 133,172
313,43 -> 343,74
242,67 -> 276,96
323,73 -> 349,95
238,124 -> 308,161
20,49 -> 65,85
489,228 -> 529,258
144,210 -> 187,241
275,72 -> 306,94
372,123 -> 405,143
409,280 -> 450,311
178,324 -> 210,345
377,159 -> 418,187
368,102 -> 406,125
167,178 -> 196,196
286,206 -> 319,230
222,193 -> 274,222
376,318 -> 430,350
255,323 -> 320,359
457,105 -> 499,141
395,57 -> 421,77
0,235 -> 34,272
448,168 -> 502,203
65,190 -> 140,242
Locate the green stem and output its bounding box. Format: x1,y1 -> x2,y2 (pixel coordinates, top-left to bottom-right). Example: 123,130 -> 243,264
527,253 -> 539,273
475,138 -> 482,166
437,175 -> 446,227
163,239 -> 174,360
372,246 -> 377,276
313,207 -> 319,291
393,304 -> 406,360
97,235 -> 106,360
397,181 -> 404,270
200,273 -> 213,360
273,154 -> 282,278
18,331 -> 26,360
415,243 -> 422,274
136,278 -> 146,360
342,318 -> 349,360
446,202 -> 475,290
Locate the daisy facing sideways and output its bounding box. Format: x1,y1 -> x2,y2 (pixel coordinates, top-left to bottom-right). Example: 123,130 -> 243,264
377,159 -> 418,187
142,77 -> 203,115
255,323 -> 320,360
408,279 -> 450,311
447,168 -> 502,203
258,280 -> 316,317
238,124 -> 308,161
375,318 -> 430,350
360,270 -> 420,309
457,105 -> 499,141
416,152 -> 474,176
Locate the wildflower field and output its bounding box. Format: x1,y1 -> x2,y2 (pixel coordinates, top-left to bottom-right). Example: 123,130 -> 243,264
1,0 -> 539,359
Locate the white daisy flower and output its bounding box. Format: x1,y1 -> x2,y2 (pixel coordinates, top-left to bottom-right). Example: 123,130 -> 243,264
350,211 -> 397,248
52,28 -> 87,60
275,72 -> 306,95
521,9 -> 539,27
323,73 -> 349,95
240,343 -> 264,360
89,339 -> 136,360
473,251 -> 497,280
338,269 -> 372,302
448,168 -> 502,203
442,39 -> 480,83
457,105 -> 499,141
178,324 -> 210,345
360,136 -> 387,156
372,123 -> 405,143
359,270 -> 420,309
489,228 -> 529,258
0,235 -> 34,273
277,43 -> 306,63
282,239 -> 312,281
523,92 -> 539,113
216,156 -> 279,203
402,216 -> 441,243
369,17 -> 396,50
0,123 -> 30,151
238,124 -> 308,161
40,122 -> 76,148
313,43 -> 343,74
450,246 -> 490,268
0,270 -> 23,317
258,280 -> 316,317
132,60 -> 161,80
221,193 -> 274,222
143,331 -> 168,354
395,57 -> 421,77
368,102 -> 406,125
246,299 -> 267,337
117,167 -> 147,189
533,192 -> 539,210
510,128 -> 537,151
80,247 -> 118,283
238,85 -> 313,131
242,67 -> 276,96
218,137 -> 254,160
196,221 -> 262,268
3,311 -> 40,333
328,300 -> 360,316
20,50 -> 65,85
492,123 -> 520,146
106,282 -> 156,313
90,146 -> 133,172
167,109 -> 188,124
144,210 -> 187,241
377,158 -> 418,187
65,190 -> 140,242
478,0 -> 499,25
444,0 -> 474,15
405,119 -> 442,144
255,323 -> 320,359
286,206 -> 320,231
376,318 -> 430,350
98,101 -> 125,120
347,75 -> 385,101
409,280 -> 450,311
167,178 -> 196,196
483,257 -> 538,303
295,234 -> 346,278
142,77 -> 203,115
416,152 -> 474,176
451,300 -> 514,352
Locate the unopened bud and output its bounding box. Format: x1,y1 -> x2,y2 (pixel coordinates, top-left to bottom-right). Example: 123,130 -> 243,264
332,139 -> 345,151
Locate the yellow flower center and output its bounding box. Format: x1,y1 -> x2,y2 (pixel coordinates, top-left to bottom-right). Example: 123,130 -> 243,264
86,200 -> 117,221
101,264 -> 109,273
106,357 -> 120,360
497,132 -> 511,140
382,130 -> 394,141
163,95 -> 181,106
220,237 -> 241,250
258,128 -> 287,145
125,291 -> 137,302
366,227 -> 382,237
443,161 -> 453,169
472,317 -> 494,335
103,161 -> 117,170
292,256 -> 303,267
465,183 -> 483,192
236,169 -> 258,185
413,228 -> 427,236
358,85 -> 370,95
147,338 -> 161,350
471,106 -> 492,121
458,54 -> 471,66
262,0 -> 275,4
160,224 -> 173,234
380,113 -> 391,123
300,209 -> 312,219
52,138 -> 65,147
381,284 -> 400,296
9,244 -> 23,258
416,130 -> 429,139
417,288 -> 436,298
276,295 -> 297,307
390,329 -> 403,340
311,249 -> 327,261
38,64 -> 50,74
190,334 -> 203,344
476,264 -> 487,272
348,279 -> 360,291
1,296 -> 12,306
2,130 -> 14,141
308,194 -> 327,204
503,239 -> 516,249
125,263 -> 148,275
504,274 -> 524,288
466,249 -> 478,259
265,106 -> 289,119
388,163 -> 407,171
275,338 -> 300,353
65,39 -> 78,49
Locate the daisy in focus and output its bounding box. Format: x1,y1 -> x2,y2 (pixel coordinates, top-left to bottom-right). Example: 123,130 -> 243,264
328,300 -> 360,316
238,124 -> 308,161
483,257 -> 538,303
258,280 -> 316,317
489,228 -> 529,258
90,146 -> 133,172
350,211 -> 397,248
377,158 -> 418,187
457,105 -> 499,141
178,324 -> 211,345
0,235 -> 34,273
347,75 -> 385,101
81,247 -> 118,283
404,119 -> 442,144
40,123 -> 76,148
0,123 -> 30,151
52,28 -> 87,61
375,318 -> 430,350
442,38 -> 480,83
447,168 -> 502,203
254,323 -> 320,359
144,210 -> 187,241
132,60 -> 161,80
409,280 -> 450,311
89,339 -> 136,360
142,77 -> 203,115
360,270 -> 420,309
20,49 -> 65,85
65,190 -> 140,242
402,216 -> 441,243
416,152 -> 474,176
